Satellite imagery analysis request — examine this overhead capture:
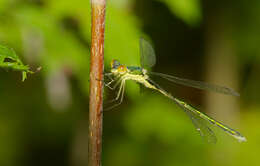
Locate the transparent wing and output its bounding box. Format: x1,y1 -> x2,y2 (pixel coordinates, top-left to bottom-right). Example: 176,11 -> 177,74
147,78 -> 246,142
174,98 -> 217,143
148,78 -> 217,142
185,106 -> 217,143
172,97 -> 246,142
149,72 -> 240,96
140,38 -> 156,69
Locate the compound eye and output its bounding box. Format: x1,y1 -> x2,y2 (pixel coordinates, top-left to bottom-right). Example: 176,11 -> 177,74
118,65 -> 126,73
111,59 -> 120,69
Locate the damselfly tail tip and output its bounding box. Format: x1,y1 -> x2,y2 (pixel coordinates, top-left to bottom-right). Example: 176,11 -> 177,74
235,135 -> 247,143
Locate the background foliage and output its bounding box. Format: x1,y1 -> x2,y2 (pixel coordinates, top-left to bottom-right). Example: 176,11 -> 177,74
0,0 -> 259,166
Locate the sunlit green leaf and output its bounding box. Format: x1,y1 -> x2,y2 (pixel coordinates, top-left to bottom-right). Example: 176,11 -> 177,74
158,0 -> 202,26
0,44 -> 33,81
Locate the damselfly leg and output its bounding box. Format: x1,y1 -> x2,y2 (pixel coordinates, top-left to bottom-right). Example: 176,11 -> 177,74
104,79 -> 126,111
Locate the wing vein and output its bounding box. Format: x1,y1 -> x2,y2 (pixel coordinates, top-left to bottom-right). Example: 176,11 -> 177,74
149,72 -> 240,96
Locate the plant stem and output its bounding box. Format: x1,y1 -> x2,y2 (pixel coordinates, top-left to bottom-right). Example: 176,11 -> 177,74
88,0 -> 106,166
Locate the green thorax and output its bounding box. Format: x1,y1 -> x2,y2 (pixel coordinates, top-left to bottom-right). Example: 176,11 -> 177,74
127,66 -> 143,75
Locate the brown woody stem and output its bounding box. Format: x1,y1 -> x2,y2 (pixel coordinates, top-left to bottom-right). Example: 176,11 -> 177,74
88,0 -> 106,166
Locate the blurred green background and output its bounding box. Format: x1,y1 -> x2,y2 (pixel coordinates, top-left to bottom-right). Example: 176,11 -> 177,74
0,0 -> 259,166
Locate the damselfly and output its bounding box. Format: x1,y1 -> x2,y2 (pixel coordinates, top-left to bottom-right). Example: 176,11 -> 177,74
105,38 -> 246,143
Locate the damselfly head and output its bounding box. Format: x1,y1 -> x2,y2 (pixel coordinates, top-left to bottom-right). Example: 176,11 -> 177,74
111,59 -> 121,69
111,65 -> 127,75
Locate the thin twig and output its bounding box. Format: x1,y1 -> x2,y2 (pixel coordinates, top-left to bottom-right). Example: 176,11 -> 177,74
88,0 -> 106,166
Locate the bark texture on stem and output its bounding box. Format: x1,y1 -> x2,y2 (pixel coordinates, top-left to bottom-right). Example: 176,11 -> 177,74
88,0 -> 106,166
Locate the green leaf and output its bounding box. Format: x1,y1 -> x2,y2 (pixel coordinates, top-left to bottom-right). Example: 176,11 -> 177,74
158,0 -> 202,26
0,44 -> 33,81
